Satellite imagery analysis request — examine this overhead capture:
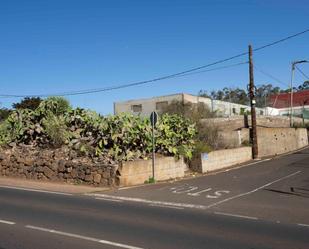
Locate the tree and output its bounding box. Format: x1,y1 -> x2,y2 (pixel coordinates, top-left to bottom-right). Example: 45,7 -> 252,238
161,100 -> 216,123
199,84 -> 288,108
298,81 -> 309,91
199,87 -> 249,105
0,108 -> 11,122
12,97 -> 42,110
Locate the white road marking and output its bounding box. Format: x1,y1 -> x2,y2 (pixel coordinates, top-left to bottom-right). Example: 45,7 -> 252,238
25,225 -> 144,249
298,223 -> 309,228
205,170 -> 302,209
86,193 -> 208,210
86,171 -> 302,211
95,197 -> 123,203
0,219 -> 16,225
214,212 -> 258,220
0,185 -> 73,196
187,188 -> 212,197
206,190 -> 230,199
172,186 -> 198,194
149,204 -> 184,210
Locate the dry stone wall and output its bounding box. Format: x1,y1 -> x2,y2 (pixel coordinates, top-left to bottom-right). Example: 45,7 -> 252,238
0,145 -> 118,186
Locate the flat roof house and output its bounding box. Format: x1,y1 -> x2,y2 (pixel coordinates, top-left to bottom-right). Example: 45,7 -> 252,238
114,93 -> 270,117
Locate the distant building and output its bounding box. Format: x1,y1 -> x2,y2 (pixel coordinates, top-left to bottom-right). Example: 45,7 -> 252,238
114,93 -> 274,117
269,90 -> 309,117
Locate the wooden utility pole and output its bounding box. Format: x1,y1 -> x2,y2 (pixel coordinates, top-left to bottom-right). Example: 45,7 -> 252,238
249,45 -> 258,159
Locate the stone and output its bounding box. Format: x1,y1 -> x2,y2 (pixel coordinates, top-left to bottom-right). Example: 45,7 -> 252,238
84,174 -> 93,182
66,167 -> 72,173
50,162 -> 58,171
71,169 -> 78,178
43,166 -> 54,179
93,174 -> 101,183
24,158 -> 34,166
36,166 -> 44,173
103,170 -> 110,178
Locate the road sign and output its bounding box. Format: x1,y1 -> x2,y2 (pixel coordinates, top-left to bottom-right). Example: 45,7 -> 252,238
150,111 -> 158,127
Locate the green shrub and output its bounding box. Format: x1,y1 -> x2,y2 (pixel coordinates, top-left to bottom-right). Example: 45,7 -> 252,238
0,97 -> 197,162
37,96 -> 71,116
42,113 -> 71,147
156,114 -> 196,159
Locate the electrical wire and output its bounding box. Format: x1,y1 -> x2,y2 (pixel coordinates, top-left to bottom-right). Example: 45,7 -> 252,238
254,65 -> 289,87
295,66 -> 309,80
1,28 -> 309,98
168,61 -> 248,78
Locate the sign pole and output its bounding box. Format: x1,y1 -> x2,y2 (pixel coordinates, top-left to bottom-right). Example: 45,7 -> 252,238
152,119 -> 155,179
150,111 -> 158,180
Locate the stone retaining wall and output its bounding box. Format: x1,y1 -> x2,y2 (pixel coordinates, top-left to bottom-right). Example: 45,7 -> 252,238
0,146 -> 118,186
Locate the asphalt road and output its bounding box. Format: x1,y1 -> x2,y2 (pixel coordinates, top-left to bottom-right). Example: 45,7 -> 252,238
1,148 -> 309,249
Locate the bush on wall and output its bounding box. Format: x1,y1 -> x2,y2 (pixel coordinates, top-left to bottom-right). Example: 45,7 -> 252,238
0,97 -> 196,163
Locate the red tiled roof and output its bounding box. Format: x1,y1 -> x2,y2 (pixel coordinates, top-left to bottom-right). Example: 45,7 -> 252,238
269,90 -> 309,108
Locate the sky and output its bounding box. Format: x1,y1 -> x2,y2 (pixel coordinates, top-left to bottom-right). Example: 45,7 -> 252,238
0,0 -> 309,114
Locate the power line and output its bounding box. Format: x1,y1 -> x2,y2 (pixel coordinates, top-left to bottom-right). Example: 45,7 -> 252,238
0,55 -> 249,98
295,66 -> 309,80
170,61 -> 248,78
1,28 -> 309,98
254,29 -> 309,52
254,64 -> 289,87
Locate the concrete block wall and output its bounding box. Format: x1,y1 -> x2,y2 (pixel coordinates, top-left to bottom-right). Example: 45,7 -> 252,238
191,147 -> 252,173
256,127 -> 308,157
201,116 -> 309,132
117,156 -> 185,186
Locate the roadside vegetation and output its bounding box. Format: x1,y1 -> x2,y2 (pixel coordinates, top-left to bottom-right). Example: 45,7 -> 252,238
199,81 -> 309,108
160,100 -> 223,156
0,97 -> 196,164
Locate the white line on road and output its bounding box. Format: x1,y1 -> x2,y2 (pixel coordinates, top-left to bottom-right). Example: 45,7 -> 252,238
149,204 -> 184,210
95,197 -> 123,203
214,212 -> 258,220
0,185 -> 73,196
86,193 -> 208,210
298,223 -> 309,228
0,219 -> 16,225
205,170 -> 302,209
86,171 -> 302,211
25,225 -> 144,249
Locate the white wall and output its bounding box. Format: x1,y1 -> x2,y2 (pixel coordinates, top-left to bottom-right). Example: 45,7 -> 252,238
277,105 -> 309,116
114,94 -> 183,116
114,93 -> 277,117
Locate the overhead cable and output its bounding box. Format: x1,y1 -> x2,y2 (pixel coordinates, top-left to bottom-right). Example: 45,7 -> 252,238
1,28 -> 309,98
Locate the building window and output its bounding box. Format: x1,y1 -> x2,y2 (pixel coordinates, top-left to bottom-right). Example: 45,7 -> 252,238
232,107 -> 236,114
156,101 -> 168,111
131,104 -> 142,113
260,110 -> 264,115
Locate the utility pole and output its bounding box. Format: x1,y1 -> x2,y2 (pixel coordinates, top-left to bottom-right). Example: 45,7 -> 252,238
290,63 -> 296,127
290,60 -> 308,127
249,45 -> 258,159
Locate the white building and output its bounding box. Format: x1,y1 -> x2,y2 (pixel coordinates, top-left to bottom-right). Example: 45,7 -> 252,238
114,93 -> 273,117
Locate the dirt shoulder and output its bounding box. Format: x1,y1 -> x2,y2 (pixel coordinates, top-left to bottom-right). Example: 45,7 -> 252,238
0,176 -> 110,194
